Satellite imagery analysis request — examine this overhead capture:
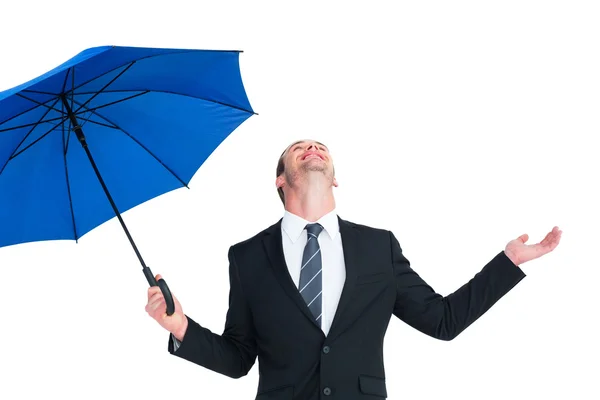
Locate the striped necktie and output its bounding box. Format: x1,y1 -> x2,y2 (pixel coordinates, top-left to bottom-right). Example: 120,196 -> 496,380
299,223 -> 324,326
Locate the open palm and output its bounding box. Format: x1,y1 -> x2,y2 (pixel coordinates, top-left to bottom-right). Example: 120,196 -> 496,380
505,226 -> 562,266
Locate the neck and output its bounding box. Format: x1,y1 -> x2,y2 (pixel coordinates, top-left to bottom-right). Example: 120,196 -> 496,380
284,175 -> 336,222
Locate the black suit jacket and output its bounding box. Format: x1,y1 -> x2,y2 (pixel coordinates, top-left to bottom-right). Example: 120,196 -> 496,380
168,217 -> 526,399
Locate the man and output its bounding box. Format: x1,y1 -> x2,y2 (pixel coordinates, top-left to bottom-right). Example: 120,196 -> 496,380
146,139 -> 562,399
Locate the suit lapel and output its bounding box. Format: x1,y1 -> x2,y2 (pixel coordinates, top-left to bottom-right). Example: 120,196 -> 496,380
262,219 -> 324,333
327,217 -> 360,342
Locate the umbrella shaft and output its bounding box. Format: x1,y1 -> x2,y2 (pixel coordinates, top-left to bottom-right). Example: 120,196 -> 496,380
59,95 -> 156,286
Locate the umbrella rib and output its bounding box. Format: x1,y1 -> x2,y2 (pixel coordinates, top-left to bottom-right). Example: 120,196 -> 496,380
65,49 -> 219,95
17,50 -> 236,99
70,98 -> 189,188
148,89 -> 255,114
61,67 -> 71,94
16,93 -> 64,114
9,117 -> 69,161
61,112 -> 78,241
72,61 -> 135,115
75,118 -> 120,129
22,89 -> 59,96
18,69 -> 71,98
61,98 -> 70,154
0,116 -> 65,133
74,89 -> 255,115
0,97 -> 61,175
0,97 -> 59,130
70,68 -> 75,123
74,91 -> 149,115
66,68 -> 75,150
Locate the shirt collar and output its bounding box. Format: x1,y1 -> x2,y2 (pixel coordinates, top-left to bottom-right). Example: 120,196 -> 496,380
282,209 -> 339,243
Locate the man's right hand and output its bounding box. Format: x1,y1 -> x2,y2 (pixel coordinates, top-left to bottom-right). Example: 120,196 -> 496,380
145,274 -> 188,341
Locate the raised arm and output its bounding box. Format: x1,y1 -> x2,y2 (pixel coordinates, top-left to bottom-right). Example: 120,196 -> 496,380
390,231 -> 527,341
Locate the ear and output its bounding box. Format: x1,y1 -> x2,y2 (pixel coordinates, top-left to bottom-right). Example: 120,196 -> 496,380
276,175 -> 285,189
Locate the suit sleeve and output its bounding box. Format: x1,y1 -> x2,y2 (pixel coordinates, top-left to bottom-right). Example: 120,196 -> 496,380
390,232 -> 526,341
167,246 -> 258,378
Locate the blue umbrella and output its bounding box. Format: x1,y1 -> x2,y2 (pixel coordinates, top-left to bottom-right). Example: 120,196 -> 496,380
0,45 -> 255,314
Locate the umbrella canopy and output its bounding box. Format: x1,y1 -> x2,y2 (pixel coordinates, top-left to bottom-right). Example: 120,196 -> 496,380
0,45 -> 254,246
0,45 -> 255,313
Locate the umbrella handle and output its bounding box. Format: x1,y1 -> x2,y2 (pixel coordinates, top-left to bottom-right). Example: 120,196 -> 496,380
143,267 -> 175,316
157,278 -> 175,316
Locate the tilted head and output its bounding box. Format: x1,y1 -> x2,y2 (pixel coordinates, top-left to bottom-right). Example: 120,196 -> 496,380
275,139 -> 337,205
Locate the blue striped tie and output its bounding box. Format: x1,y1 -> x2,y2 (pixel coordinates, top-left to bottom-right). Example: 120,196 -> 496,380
299,223 -> 324,326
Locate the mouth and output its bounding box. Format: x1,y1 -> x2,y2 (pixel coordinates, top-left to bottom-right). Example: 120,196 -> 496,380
301,152 -> 325,161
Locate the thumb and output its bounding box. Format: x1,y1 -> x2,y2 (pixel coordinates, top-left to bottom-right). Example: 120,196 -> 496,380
155,274 -> 163,281
517,234 -> 529,243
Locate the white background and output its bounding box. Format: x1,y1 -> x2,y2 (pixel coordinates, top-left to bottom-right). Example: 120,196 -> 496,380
0,1 -> 598,399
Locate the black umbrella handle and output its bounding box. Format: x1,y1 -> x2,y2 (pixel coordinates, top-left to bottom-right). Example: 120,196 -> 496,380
143,266 -> 175,316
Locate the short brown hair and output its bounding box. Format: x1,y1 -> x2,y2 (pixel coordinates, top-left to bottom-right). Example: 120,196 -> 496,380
276,147 -> 287,205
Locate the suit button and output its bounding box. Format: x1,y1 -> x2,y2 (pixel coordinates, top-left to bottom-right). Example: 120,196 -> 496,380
323,387 -> 332,396
322,346 -> 330,354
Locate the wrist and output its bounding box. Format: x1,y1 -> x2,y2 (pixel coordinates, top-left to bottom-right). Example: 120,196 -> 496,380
173,316 -> 189,342
504,249 -> 520,266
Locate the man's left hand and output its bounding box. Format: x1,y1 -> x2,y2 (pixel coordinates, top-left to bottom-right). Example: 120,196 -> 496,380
504,226 -> 562,266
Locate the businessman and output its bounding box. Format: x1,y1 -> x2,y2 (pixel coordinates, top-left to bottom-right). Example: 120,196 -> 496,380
146,139 -> 562,399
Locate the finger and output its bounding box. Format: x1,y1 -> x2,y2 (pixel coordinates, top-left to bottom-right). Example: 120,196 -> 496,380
147,294 -> 165,310
551,230 -> 563,247
151,299 -> 166,315
148,286 -> 162,295
146,294 -> 162,313
540,232 -> 552,245
538,233 -> 560,252
148,293 -> 165,309
541,230 -> 560,247
155,274 -> 163,281
549,227 -> 562,241
151,298 -> 165,311
517,234 -> 529,243
147,286 -> 162,300
149,291 -> 164,302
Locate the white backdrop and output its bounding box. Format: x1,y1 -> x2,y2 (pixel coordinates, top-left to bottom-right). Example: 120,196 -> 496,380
0,1 -> 598,399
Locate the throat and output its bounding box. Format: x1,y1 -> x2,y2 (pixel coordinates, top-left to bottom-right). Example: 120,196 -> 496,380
285,189 -> 335,222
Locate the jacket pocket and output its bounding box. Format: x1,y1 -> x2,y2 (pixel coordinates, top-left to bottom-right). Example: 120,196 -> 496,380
256,384 -> 294,399
358,374 -> 387,398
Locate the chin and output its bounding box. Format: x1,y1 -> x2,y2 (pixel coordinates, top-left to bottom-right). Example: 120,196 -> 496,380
303,165 -> 327,173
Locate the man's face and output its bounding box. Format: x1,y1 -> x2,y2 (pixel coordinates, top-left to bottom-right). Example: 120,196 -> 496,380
276,139 -> 338,191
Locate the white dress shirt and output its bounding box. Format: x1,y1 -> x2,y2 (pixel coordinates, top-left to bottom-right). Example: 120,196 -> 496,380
281,209 -> 346,336
172,209 -> 346,349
